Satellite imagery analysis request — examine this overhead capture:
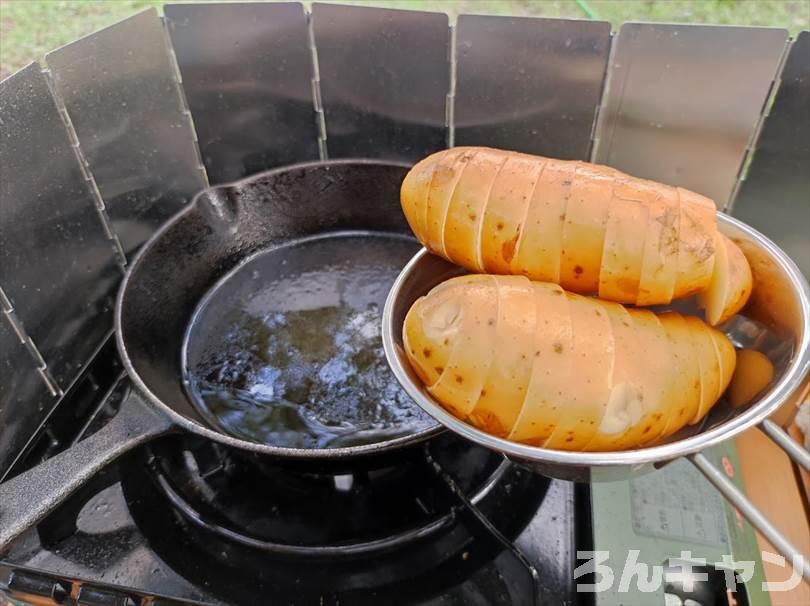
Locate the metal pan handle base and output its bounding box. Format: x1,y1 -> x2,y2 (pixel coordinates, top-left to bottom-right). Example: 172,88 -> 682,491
0,389 -> 173,551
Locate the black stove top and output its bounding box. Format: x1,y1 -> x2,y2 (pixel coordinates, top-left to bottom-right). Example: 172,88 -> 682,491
0,339 -> 589,606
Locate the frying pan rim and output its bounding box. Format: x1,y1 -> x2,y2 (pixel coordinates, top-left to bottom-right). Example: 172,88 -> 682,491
115,158 -> 444,460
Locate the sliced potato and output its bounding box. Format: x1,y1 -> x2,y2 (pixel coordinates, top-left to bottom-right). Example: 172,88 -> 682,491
467,276 -> 537,437
405,275 -> 728,450
558,163 -> 614,294
625,309 -> 678,445
709,326 -> 737,398
480,153 -> 546,274
683,315 -> 723,423
543,292 -> 614,450
403,286 -> 463,388
423,148 -> 472,256
674,187 -> 717,298
728,349 -> 774,408
443,148 -> 508,272
717,236 -> 753,324
401,152 -> 438,240
699,234 -> 752,326
511,160 -> 577,283
699,232 -> 728,325
658,312 -> 702,436
425,276 -> 499,417
509,282 -> 573,445
584,301 -> 646,450
636,185 -> 679,305
599,193 -> 648,304
403,274 -> 485,378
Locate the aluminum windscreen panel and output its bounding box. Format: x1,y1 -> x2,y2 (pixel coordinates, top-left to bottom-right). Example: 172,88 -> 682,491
593,24 -> 788,207
45,9 -> 207,258
165,2 -> 319,183
0,319 -> 58,480
0,64 -> 120,391
731,31 -> 810,277
454,15 -> 611,160
312,3 -> 449,161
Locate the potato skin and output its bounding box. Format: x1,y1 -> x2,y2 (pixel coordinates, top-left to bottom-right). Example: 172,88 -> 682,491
402,147 -> 752,324
404,275 -> 736,451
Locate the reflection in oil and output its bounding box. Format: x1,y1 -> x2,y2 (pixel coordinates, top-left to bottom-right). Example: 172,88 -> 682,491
184,233 -> 433,448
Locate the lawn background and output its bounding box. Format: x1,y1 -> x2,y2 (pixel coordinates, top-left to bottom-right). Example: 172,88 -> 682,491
1,0 -> 808,80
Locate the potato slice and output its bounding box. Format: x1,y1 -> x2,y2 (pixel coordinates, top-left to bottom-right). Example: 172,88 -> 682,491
699,234 -> 752,326
683,315 -> 723,424
467,276 -> 537,437
403,275 -> 484,380
709,327 -> 737,398
543,292 -> 614,450
480,153 -> 545,274
401,152 -> 438,240
698,232 -> 728,325
583,301 -> 646,451
511,160 -> 577,283
443,148 -> 508,272
636,185 -> 679,305
625,309 -> 678,446
426,276 -> 499,417
509,282 -> 573,445
558,163 -> 614,294
729,349 -> 774,408
718,236 -> 753,324
403,285 -> 463,388
423,148 -> 473,256
657,312 -> 702,436
673,187 -> 717,298
598,192 -> 648,304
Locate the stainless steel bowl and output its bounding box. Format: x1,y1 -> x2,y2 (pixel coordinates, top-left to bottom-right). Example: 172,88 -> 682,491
382,213 -> 810,482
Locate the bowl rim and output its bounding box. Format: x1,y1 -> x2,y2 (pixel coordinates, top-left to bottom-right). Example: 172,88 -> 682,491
382,212 -> 810,468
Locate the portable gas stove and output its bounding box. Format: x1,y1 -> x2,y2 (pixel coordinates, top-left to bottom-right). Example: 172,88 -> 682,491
0,344 -> 766,605
1,3 -> 807,606
0,348 -> 581,605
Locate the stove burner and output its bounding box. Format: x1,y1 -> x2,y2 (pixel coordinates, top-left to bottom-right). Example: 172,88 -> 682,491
140,433 -> 508,556
122,433 -> 550,603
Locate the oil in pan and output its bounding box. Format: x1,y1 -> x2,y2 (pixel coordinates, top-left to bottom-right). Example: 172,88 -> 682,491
182,231 -> 434,449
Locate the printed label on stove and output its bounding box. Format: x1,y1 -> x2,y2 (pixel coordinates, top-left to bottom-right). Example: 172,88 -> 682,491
629,470 -> 728,548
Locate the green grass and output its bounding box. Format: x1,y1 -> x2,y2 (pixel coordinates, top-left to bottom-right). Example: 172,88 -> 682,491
1,0 -> 808,80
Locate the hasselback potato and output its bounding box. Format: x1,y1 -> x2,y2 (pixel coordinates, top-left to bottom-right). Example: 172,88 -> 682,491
401,147 -> 752,325
403,275 -> 736,451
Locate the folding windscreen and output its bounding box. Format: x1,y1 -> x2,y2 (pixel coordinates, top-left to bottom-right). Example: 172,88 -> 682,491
454,15 -> 611,160
731,31 -> 810,277
165,2 -> 319,183
46,8 -> 207,257
311,3 -> 450,161
0,64 -> 121,476
593,23 -> 788,207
